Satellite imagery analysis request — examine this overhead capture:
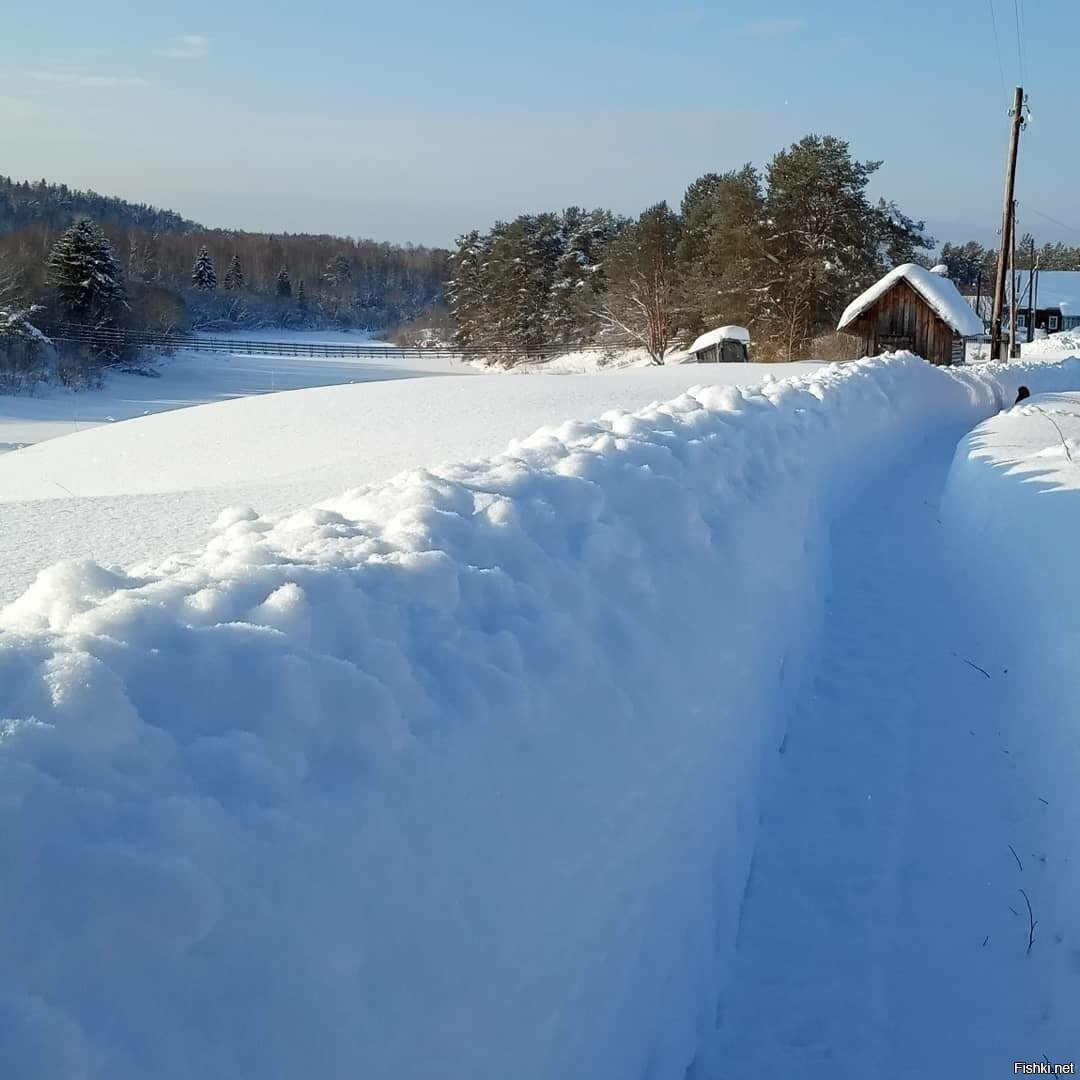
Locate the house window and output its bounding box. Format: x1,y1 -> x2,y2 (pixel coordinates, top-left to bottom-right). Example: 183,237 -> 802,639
1049,315 -> 1060,330
1017,315 -> 1026,329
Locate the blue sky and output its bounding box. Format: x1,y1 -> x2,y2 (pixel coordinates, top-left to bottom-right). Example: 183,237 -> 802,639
1,0 -> 1077,248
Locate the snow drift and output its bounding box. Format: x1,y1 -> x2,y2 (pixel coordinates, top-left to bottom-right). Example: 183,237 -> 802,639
943,391 -> 1080,1046
2,354 -> 1080,1079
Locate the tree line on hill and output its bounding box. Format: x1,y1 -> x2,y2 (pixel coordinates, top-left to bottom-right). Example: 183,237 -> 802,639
0,176 -> 449,360
449,135 -> 934,364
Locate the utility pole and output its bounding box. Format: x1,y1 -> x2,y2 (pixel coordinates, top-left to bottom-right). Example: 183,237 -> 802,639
1028,237 -> 1037,344
990,86 -> 1026,361
1008,205 -> 1019,358
1032,262 -> 1040,340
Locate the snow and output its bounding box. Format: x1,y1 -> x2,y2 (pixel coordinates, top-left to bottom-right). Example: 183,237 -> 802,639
4,351 -> 1080,1077
717,374 -> 1080,1074
686,325 -> 751,354
838,262 -> 986,339
938,392 -> 1080,1063
1021,326 -> 1080,359
0,355 -> 825,603
0,330 -> 457,452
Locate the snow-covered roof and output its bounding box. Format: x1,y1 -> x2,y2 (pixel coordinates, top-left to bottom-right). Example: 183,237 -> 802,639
838,264 -> 985,338
1012,270 -> 1080,315
687,325 -> 751,353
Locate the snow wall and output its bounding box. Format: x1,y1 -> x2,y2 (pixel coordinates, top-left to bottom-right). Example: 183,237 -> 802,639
2,354 -> 1080,1079
943,391 -> 1080,1037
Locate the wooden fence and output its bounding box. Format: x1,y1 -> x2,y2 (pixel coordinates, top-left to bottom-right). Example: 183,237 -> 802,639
44,324 -> 656,363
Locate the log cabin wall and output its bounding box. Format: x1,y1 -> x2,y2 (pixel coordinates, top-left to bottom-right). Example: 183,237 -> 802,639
849,278 -> 958,366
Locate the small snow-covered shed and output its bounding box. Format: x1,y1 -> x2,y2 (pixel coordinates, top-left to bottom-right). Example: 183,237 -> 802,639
838,263 -> 985,367
685,325 -> 750,363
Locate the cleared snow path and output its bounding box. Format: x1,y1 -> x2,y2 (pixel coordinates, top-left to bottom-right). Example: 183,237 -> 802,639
710,423 -> 1056,1075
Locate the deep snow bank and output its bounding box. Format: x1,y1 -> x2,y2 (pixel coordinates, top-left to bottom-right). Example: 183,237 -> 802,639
0,362 -> 825,607
3,355 -> 1080,1080
942,391 -> 1080,1041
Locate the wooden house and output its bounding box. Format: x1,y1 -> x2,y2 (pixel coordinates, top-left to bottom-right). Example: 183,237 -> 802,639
1011,270 -> 1080,336
838,263 -> 986,367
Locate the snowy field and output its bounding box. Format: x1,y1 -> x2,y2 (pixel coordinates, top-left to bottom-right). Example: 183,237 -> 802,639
3,343 -> 1080,1078
0,331 -> 458,453
0,336 -> 823,602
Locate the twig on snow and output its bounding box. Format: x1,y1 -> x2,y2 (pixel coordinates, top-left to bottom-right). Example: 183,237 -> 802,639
1009,844 -> 1024,872
1032,408 -> 1075,464
951,652 -> 992,679
1020,889 -> 1037,954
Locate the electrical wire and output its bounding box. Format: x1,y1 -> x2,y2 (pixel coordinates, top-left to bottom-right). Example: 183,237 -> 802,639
1026,207 -> 1080,237
988,0 -> 1009,103
1012,0 -> 1026,88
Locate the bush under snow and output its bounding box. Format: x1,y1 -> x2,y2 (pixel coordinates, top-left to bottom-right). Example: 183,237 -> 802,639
2,354 -> 1080,1078
0,309 -> 55,392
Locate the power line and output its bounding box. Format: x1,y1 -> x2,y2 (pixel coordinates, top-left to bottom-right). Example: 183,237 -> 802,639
1012,0 -> 1026,88
1025,207 -> 1080,236
987,0 -> 1008,102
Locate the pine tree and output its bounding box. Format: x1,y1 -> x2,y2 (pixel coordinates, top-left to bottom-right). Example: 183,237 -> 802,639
324,254 -> 351,285
597,203 -> 681,364
676,166 -> 768,336
296,279 -> 307,312
223,253 -> 245,290
46,218 -> 126,324
447,230 -> 487,350
192,245 -> 217,291
761,134 -> 919,352
276,267 -> 292,298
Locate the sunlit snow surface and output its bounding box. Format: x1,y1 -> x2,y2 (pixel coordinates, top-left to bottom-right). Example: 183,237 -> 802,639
3,349 -> 1080,1077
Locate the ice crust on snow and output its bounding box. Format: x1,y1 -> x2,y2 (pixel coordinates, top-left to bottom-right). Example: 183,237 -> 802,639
2,354 -> 1080,1078
838,263 -> 986,338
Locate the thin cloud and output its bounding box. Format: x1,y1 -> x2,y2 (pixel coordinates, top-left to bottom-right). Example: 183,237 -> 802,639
742,18 -> 804,37
29,71 -> 148,89
159,35 -> 210,60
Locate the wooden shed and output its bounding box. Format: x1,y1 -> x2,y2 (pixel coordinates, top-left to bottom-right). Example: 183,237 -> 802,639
838,263 -> 986,367
684,325 -> 750,363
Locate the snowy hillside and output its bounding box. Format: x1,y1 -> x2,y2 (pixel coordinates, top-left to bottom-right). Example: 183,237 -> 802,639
3,352 -> 1080,1078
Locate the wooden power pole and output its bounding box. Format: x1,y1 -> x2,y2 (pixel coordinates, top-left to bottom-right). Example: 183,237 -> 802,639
990,86 -> 1026,362
1008,204 -> 1018,358
1028,236 -> 1037,344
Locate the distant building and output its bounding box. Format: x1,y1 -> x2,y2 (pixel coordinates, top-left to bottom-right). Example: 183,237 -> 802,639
838,263 -> 985,367
1010,270 -> 1080,335
683,325 -> 750,363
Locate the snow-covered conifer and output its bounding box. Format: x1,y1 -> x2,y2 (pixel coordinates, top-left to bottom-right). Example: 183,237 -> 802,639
46,218 -> 126,323
192,246 -> 218,291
